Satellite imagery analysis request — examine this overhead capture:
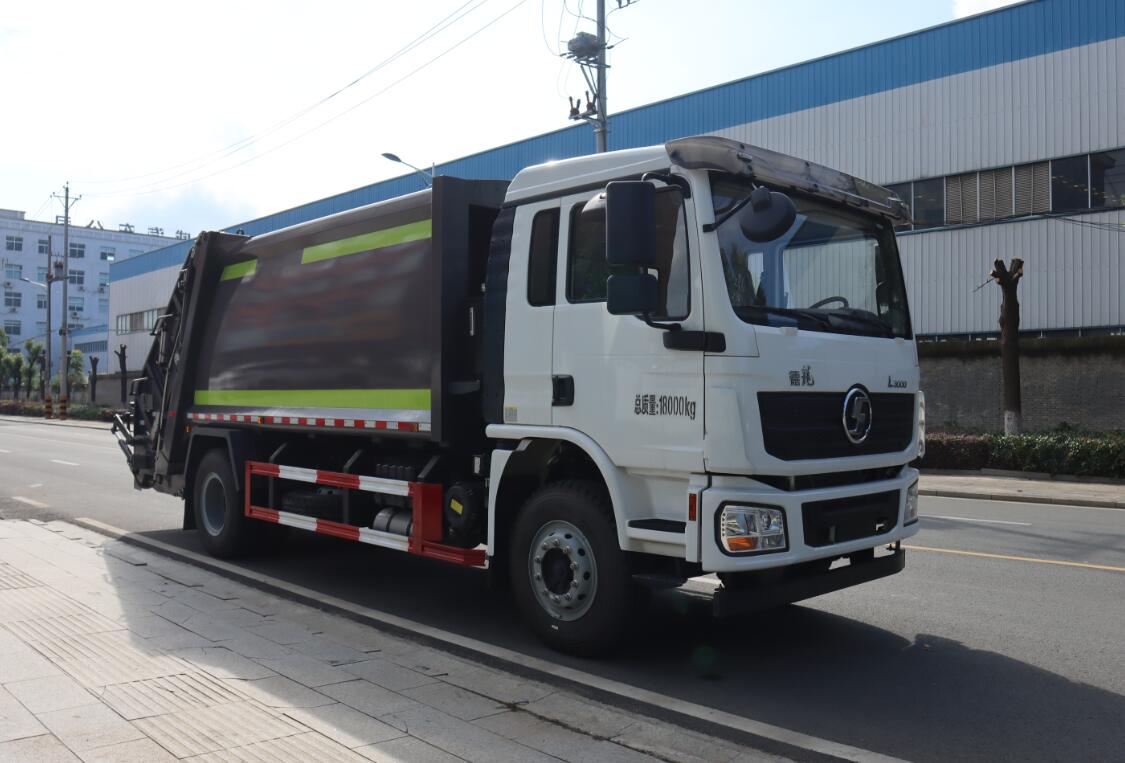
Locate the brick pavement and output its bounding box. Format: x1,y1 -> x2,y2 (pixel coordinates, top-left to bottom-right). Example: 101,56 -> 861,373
0,518 -> 782,763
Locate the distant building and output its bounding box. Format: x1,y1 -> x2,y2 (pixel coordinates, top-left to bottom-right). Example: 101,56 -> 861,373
0,208 -> 170,370
111,0 -> 1123,372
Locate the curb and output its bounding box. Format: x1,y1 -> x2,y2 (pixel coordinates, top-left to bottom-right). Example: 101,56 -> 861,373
918,488 -> 1124,510
71,517 -> 903,763
0,415 -> 112,431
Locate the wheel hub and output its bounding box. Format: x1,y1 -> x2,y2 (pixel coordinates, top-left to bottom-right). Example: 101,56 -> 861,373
528,520 -> 597,621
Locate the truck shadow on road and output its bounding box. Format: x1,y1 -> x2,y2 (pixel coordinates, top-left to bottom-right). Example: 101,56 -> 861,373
130,529 -> 1125,763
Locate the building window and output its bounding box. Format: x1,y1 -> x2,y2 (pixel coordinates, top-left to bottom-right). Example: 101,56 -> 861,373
76,340 -> 107,354
38,239 -> 49,255
3,320 -> 19,337
978,167 -> 1014,221
1014,161 -> 1050,215
100,246 -> 116,261
36,267 -> 48,282
944,173 -> 978,225
68,296 -> 83,314
4,290 -> 21,309
911,178 -> 944,229
68,269 -> 85,287
1090,148 -> 1125,209
98,297 -> 109,312
69,242 -> 85,258
527,208 -> 560,307
5,235 -> 22,252
1051,155 -> 1090,212
98,272 -> 109,289
4,263 -> 21,280
37,293 -> 47,309
116,308 -> 160,334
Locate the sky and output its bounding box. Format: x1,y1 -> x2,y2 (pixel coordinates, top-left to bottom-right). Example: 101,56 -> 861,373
0,0 -> 1022,237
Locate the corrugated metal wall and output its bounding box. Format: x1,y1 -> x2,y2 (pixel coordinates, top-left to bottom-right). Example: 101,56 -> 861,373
112,0 -> 1125,340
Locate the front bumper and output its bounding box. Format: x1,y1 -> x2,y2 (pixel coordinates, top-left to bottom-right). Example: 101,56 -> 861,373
700,467 -> 919,573
712,546 -> 905,617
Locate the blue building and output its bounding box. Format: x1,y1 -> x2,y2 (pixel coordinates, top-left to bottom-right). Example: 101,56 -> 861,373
111,0 -> 1124,370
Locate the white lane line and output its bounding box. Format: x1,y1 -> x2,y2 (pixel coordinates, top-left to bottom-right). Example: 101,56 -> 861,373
28,483 -> 42,488
50,459 -> 80,466
11,496 -> 49,509
0,449 -> 10,453
923,514 -> 1032,526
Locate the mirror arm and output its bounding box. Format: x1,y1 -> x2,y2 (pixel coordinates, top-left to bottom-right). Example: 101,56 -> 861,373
638,314 -> 682,332
702,189 -> 757,233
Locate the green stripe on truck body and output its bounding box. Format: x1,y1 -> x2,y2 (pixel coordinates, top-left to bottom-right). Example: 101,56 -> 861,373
194,388 -> 431,410
301,219 -> 432,264
220,260 -> 256,281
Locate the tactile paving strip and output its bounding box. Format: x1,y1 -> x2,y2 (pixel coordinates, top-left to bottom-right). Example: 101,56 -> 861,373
186,731 -> 368,763
99,672 -> 245,720
0,562 -> 42,590
133,700 -> 307,758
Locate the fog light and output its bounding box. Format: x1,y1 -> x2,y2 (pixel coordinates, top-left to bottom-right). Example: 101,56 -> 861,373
904,481 -> 919,526
720,505 -> 787,554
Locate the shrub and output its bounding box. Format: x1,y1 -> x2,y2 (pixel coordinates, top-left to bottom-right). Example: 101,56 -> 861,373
922,430 -> 1125,479
0,400 -> 117,422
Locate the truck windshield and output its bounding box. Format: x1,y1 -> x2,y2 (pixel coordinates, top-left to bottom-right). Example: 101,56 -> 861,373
711,175 -> 912,339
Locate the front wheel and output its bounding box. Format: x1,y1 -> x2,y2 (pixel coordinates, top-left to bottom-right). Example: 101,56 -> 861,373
509,481 -> 636,656
192,449 -> 254,558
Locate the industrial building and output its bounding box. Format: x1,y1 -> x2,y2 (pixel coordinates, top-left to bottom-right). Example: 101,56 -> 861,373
111,0 -> 1123,376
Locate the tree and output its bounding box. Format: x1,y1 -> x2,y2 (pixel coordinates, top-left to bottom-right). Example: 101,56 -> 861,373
7,353 -> 24,400
23,339 -> 43,399
0,352 -> 12,396
67,348 -> 87,390
0,324 -> 7,352
991,258 -> 1024,435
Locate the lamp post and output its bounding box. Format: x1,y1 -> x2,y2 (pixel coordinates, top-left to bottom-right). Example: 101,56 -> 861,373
21,267 -> 61,417
381,152 -> 434,187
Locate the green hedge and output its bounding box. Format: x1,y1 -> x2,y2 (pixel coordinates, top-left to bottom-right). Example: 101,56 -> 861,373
922,430 -> 1125,479
0,400 -> 116,422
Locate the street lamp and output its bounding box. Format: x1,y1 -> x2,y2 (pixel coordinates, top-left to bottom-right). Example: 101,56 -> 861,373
381,152 -> 434,187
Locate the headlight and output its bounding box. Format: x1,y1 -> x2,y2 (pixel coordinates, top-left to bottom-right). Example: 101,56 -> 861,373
904,481 -> 919,525
917,391 -> 926,459
719,505 -> 787,554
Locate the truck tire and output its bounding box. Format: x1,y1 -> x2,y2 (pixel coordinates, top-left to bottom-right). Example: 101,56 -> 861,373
509,481 -> 635,656
193,449 -> 254,558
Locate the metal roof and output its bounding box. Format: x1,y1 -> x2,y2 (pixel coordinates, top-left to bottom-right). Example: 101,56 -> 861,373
112,0 -> 1121,283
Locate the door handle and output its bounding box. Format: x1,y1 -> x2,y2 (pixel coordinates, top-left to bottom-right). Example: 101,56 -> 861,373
552,375 -> 574,406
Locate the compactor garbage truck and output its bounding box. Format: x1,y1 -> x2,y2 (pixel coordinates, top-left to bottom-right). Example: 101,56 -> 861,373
115,136 -> 924,654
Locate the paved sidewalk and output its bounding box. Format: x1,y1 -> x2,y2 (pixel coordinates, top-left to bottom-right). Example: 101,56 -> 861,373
0,415 -> 112,431
0,519 -> 782,763
918,473 -> 1123,509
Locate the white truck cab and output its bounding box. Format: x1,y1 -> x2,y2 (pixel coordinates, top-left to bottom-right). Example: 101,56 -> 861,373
487,136 -> 922,649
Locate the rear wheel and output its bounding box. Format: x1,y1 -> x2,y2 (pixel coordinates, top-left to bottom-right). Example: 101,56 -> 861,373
509,481 -> 636,656
193,449 -> 254,558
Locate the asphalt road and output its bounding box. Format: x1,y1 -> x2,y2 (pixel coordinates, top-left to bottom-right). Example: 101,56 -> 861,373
1,417 -> 1123,762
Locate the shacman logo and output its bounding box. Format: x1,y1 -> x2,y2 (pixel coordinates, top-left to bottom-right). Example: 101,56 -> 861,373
842,387 -> 873,444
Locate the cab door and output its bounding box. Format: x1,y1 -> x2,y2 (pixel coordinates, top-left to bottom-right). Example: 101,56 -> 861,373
550,184 -> 705,473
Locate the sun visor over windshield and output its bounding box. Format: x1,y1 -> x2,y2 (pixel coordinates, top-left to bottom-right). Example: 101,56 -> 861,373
665,136 -> 910,223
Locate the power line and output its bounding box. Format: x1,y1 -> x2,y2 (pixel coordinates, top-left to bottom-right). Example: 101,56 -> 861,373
78,0 -> 487,189
86,0 -> 530,200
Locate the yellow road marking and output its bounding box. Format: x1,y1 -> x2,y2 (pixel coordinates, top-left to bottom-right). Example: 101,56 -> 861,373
905,544 -> 1125,573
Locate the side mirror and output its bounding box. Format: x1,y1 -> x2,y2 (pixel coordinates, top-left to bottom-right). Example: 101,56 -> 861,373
607,273 -> 658,315
605,181 -> 656,267
739,187 -> 797,242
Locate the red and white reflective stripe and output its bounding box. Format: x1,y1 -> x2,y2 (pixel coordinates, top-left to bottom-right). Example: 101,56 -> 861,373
249,462 -> 410,498
250,507 -> 409,552
186,411 -> 429,433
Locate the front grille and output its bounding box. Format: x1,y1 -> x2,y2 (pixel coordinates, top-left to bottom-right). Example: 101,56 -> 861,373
802,490 -> 900,547
758,392 -> 914,460
753,466 -> 903,492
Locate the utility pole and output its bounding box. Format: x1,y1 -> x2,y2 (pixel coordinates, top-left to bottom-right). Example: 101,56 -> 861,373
565,0 -> 634,153
594,0 -> 608,153
51,183 -> 80,420
44,234 -> 53,418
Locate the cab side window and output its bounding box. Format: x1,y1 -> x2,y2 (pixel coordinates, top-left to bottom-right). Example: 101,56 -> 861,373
527,208 -> 559,306
566,188 -> 690,319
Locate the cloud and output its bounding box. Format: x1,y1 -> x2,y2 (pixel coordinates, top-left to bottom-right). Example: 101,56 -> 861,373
953,0 -> 1023,19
